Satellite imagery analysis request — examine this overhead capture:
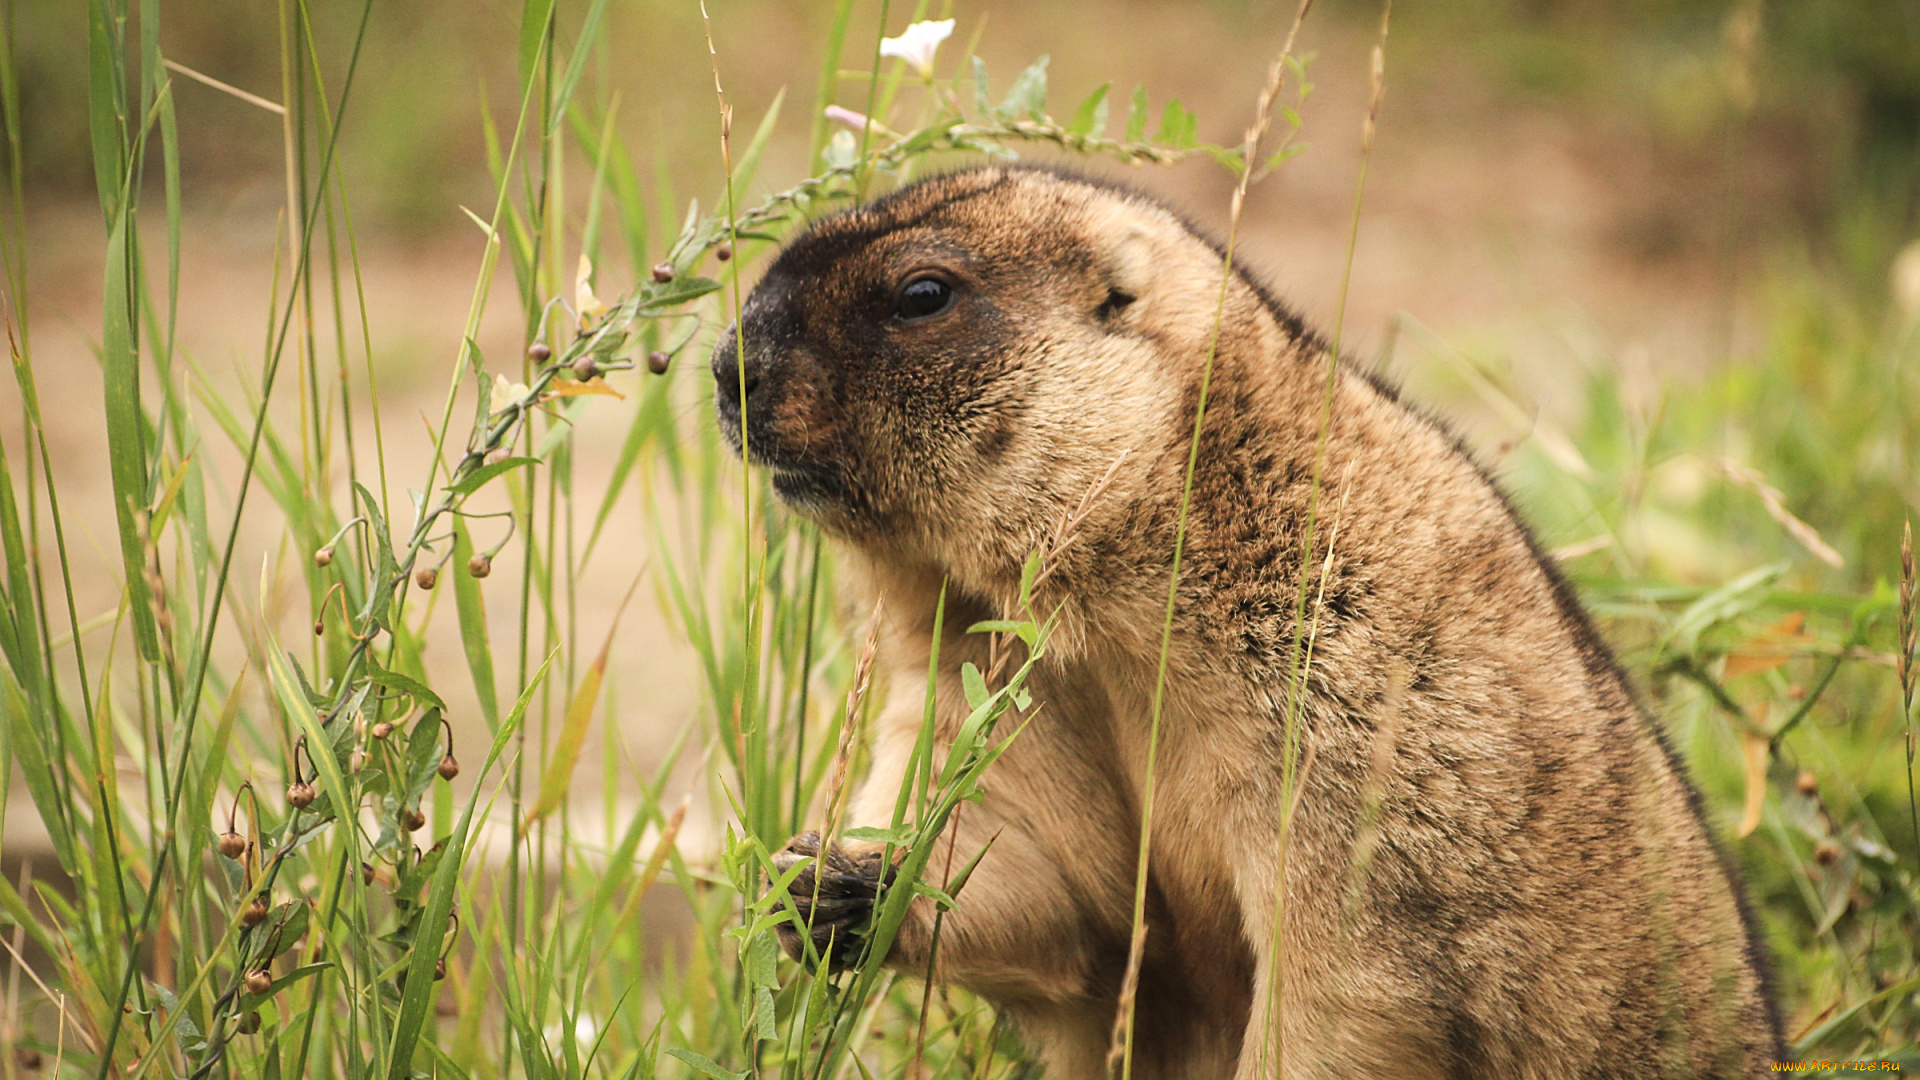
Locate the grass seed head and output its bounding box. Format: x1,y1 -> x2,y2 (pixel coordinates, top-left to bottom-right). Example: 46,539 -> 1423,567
647,350 -> 671,375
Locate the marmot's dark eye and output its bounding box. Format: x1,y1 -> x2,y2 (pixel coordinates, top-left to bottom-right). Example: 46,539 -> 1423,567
895,276 -> 955,321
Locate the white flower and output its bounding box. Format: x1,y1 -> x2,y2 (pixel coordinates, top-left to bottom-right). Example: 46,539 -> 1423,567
574,253 -> 607,329
490,373 -> 530,414
879,18 -> 954,78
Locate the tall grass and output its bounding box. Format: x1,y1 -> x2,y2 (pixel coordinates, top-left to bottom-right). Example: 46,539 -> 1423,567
1,2 -> 1916,1078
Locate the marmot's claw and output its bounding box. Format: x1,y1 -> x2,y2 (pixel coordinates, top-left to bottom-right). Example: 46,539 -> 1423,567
767,831 -> 891,969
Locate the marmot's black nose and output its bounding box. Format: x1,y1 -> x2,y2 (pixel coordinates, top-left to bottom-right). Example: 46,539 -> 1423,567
711,330 -> 764,413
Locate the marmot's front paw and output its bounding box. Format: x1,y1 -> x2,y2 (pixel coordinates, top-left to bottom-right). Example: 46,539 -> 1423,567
767,832 -> 891,969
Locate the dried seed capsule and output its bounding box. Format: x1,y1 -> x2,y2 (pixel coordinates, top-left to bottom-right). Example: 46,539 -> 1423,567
468,554 -> 492,579
651,261 -> 674,283
403,807 -> 427,832
1795,770 -> 1818,795
243,968 -> 273,996
647,350 -> 671,376
237,1012 -> 262,1035
1814,839 -> 1842,866
573,356 -> 598,382
434,958 -> 448,981
371,720 -> 393,740
218,830 -> 248,860
314,619 -> 326,637
415,566 -> 438,591
715,242 -> 733,262
361,861 -> 377,887
287,781 -> 317,809
241,895 -> 270,928
438,753 -> 461,781
314,546 -> 334,568
528,341 -> 552,362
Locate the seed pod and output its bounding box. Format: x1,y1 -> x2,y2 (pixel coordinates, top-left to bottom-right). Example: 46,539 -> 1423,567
371,720 -> 393,740
287,781 -> 316,809
468,553 -> 492,579
237,1012 -> 262,1035
241,895 -> 270,928
314,619 -> 326,637
415,566 -> 438,591
218,830 -> 248,860
647,350 -> 671,376
651,261 -> 674,283
362,861 -> 377,887
243,968 -> 273,996
314,546 -> 334,568
715,242 -> 733,262
1814,839 -> 1842,866
528,341 -> 552,362
438,753 -> 461,781
434,958 -> 448,981
404,807 -> 427,832
573,356 -> 598,382
1795,770 -> 1818,795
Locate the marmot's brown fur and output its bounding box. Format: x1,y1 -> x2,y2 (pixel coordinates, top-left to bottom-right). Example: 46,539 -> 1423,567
713,165 -> 1782,1079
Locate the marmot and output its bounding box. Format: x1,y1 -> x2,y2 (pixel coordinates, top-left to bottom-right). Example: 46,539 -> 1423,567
713,165 -> 1783,1079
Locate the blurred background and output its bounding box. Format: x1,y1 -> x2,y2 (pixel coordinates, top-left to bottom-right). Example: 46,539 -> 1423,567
3,0 -> 1920,1056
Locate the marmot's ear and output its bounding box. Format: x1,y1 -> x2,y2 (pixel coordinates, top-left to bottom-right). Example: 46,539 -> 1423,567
1105,225 -> 1156,302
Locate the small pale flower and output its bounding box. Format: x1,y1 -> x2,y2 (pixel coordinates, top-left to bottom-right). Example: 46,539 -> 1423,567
879,18 -> 954,78
825,105 -> 874,132
490,373 -> 530,414
574,253 -> 608,329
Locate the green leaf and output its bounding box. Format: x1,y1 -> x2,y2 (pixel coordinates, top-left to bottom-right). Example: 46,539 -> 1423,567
366,665 -> 447,713
998,55 -> 1049,120
450,527 -> 499,729
639,274 -> 723,311
1126,85 -> 1149,142
664,1049 -> 747,1080
971,56 -> 991,117
1157,98 -> 1196,148
101,209 -> 159,662
960,661 -> 989,709
842,824 -> 912,845
448,455 -> 539,496
1067,82 -> 1109,137
965,619 -> 1025,636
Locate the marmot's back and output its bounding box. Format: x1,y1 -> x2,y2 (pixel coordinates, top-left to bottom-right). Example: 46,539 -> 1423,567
723,165 -> 1782,1078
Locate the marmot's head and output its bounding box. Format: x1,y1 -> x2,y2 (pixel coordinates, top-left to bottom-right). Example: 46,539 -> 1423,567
713,166 -> 1289,581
